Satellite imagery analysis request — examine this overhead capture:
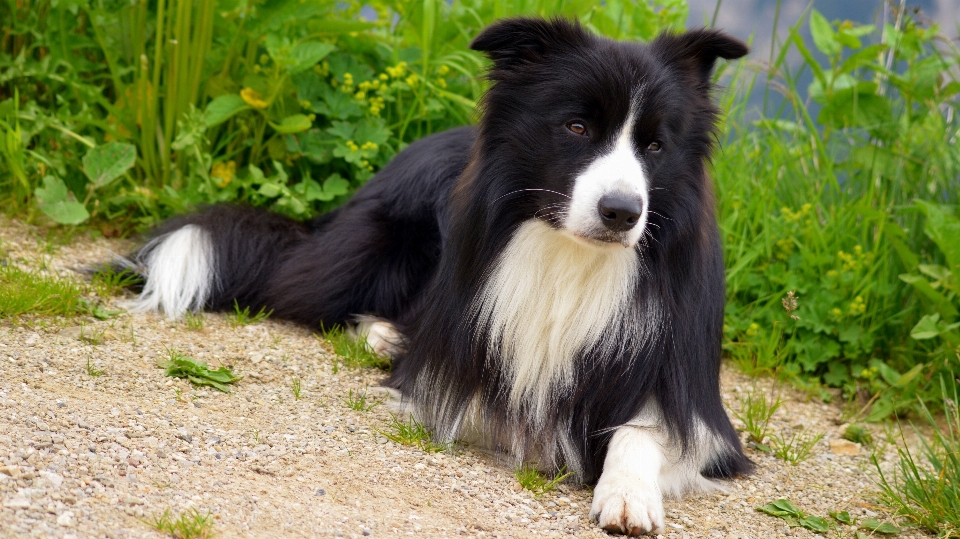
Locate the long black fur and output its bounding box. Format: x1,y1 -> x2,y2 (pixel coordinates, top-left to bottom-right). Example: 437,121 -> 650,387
129,18 -> 752,484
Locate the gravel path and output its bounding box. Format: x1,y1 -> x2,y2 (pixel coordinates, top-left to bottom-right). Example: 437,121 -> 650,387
0,219 -> 931,539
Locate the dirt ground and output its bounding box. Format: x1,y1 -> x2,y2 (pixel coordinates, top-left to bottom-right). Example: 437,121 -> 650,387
0,219 -> 931,539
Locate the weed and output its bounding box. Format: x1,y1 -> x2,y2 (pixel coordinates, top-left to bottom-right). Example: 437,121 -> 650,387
318,326 -> 391,370
158,349 -> 241,393
291,378 -> 302,401
0,264 -> 85,319
341,389 -> 383,412
141,507 -> 216,539
514,464 -> 573,497
91,266 -> 140,297
380,415 -> 448,453
227,300 -> 271,327
842,424 -> 873,446
183,311 -> 204,331
78,322 -> 106,345
876,376 -> 960,536
173,388 -> 188,403
85,357 -> 104,377
769,428 -> 824,466
733,389 -> 782,448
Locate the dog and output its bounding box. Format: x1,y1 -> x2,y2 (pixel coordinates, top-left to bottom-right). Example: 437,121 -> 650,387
120,18 -> 751,535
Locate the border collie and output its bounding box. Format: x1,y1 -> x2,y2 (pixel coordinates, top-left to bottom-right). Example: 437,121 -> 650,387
122,18 -> 751,535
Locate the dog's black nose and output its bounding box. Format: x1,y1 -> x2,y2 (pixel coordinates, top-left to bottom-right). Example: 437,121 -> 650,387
597,195 -> 643,232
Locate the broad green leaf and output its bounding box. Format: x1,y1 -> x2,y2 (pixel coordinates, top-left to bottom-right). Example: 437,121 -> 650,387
809,10 -> 841,57
830,510 -> 854,525
860,518 -> 900,535
204,94 -> 251,127
258,182 -> 284,198
354,118 -> 391,145
270,114 -> 313,134
899,274 -> 958,320
34,176 -> 90,225
82,142 -> 136,188
323,173 -> 349,196
911,314 -> 944,340
893,363 -> 925,387
289,41 -> 336,75
757,499 -> 804,518
916,200 -> 960,274
799,515 -> 831,533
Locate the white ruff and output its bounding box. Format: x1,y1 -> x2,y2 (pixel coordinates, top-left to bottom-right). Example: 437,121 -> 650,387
127,225 -> 214,319
475,219 -> 639,420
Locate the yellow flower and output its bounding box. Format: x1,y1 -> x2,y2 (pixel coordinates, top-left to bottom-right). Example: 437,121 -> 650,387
436,64 -> 450,76
361,141 -> 378,151
345,140 -> 359,152
240,88 -> 269,109
405,73 -> 419,86
211,160 -> 236,188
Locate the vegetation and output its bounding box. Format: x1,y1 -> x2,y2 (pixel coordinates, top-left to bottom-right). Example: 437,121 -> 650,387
0,264 -> 86,319
158,349 -> 242,392
319,326 -> 391,370
515,464 -> 573,497
342,389 -> 384,412
226,300 -> 272,327
380,414 -> 449,452
142,507 -> 216,539
733,388 -> 782,448
757,499 -> 900,536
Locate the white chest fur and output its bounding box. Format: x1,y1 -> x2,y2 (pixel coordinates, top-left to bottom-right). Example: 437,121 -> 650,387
474,219 -> 641,421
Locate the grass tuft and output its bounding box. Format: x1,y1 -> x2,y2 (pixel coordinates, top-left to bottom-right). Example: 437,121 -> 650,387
732,388 -> 782,448
876,376 -> 960,536
183,311 -> 204,331
91,266 -> 140,297
85,357 -> 104,377
0,264 -> 85,319
227,300 -> 271,327
318,325 -> 391,370
380,415 -> 448,453
341,389 -> 383,412
158,349 -> 241,393
141,507 -> 216,539
769,427 -> 824,466
291,377 -> 302,401
515,464 -> 573,497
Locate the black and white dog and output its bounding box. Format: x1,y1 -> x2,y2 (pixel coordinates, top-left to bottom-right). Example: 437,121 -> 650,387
124,18 -> 751,535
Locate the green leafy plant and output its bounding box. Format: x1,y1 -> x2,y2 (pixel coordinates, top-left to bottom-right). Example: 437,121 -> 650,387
756,499 -> 832,534
380,414 -> 448,453
141,507 -> 216,539
158,350 -> 241,393
227,300 -> 272,327
515,464 -> 573,497
318,326 -> 391,370
91,266 -> 141,297
876,376 -> 960,537
842,424 -> 874,446
732,389 -> 782,450
341,389 -> 383,412
183,311 -> 205,331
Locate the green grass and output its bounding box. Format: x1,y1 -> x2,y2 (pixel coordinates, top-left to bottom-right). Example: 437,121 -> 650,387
876,377 -> 960,537
319,325 -> 391,370
183,311 -> 204,331
515,464 -> 573,497
380,415 -> 448,453
226,300 -> 271,327
158,350 -> 241,393
0,264 -> 85,319
85,357 -> 104,377
769,427 -> 824,466
90,266 -> 140,297
291,377 -> 302,401
141,507 -> 216,539
732,388 -> 782,447
341,389 -> 383,412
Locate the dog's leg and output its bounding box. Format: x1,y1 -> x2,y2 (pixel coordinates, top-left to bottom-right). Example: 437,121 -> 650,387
351,316 -> 402,358
590,424 -> 668,535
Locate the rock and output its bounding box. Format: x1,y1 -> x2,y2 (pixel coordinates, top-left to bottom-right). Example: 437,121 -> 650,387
829,439 -> 861,456
0,466 -> 20,478
25,333 -> 39,346
39,471 -> 63,489
57,511 -> 75,527
3,497 -> 31,508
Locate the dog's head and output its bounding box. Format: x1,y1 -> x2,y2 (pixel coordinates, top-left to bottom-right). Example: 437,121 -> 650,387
470,18 -> 747,249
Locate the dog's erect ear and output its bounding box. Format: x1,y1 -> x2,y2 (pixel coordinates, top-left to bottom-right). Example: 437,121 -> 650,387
470,17 -> 590,71
653,28 -> 748,84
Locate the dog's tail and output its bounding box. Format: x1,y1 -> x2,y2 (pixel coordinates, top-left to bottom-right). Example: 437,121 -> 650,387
117,204 -> 309,319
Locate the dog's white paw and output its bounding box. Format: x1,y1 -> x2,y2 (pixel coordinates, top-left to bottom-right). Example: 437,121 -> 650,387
589,475 -> 665,536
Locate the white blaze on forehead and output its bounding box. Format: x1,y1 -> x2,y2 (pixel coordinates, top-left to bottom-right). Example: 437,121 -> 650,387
563,104 -> 649,247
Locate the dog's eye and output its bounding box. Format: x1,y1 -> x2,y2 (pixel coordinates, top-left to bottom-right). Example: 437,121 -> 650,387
566,122 -> 588,136
647,141 -> 662,152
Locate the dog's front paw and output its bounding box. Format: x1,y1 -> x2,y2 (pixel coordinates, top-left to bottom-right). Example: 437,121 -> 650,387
589,475 -> 665,536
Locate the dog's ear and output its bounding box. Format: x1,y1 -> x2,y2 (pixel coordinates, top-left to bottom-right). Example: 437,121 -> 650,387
653,28 -> 748,84
470,17 -> 590,71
